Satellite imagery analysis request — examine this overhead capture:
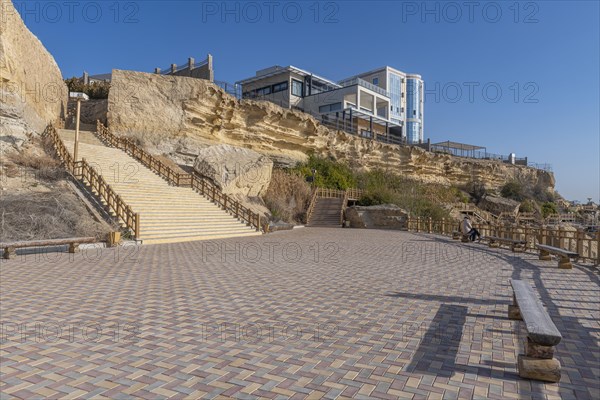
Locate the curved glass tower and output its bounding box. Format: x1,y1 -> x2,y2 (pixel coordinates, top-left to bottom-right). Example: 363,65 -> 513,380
406,74 -> 424,144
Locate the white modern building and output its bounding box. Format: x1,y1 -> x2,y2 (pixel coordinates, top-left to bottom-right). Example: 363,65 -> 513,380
237,65 -> 424,144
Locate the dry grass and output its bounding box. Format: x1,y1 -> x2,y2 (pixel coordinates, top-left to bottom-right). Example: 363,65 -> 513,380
1,136 -> 115,242
263,169 -> 312,224
1,189 -> 113,242
6,137 -> 65,181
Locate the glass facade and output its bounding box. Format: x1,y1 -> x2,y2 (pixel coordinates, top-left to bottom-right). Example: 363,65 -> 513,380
387,71 -> 403,125
406,77 -> 423,144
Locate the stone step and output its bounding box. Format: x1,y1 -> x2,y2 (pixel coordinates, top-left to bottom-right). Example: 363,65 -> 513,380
140,224 -> 252,235
142,230 -> 261,245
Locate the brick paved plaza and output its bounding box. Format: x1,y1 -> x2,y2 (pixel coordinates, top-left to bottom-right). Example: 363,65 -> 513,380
1,228 -> 599,399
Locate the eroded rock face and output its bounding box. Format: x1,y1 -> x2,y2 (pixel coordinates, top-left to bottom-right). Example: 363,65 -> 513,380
345,204 -> 409,230
108,70 -> 555,193
478,196 -> 521,216
67,99 -> 108,125
0,0 -> 67,153
193,144 -> 273,197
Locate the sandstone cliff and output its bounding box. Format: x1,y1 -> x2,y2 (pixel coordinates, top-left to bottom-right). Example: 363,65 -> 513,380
107,70 -> 555,192
0,0 -> 67,153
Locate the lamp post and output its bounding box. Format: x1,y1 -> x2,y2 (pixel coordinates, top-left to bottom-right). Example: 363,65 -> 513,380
69,92 -> 89,162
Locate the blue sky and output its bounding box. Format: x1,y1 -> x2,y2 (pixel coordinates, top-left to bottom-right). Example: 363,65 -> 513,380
14,0 -> 599,202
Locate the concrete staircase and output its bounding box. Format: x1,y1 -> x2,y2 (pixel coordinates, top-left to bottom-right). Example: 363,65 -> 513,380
59,129 -> 261,245
307,197 -> 344,227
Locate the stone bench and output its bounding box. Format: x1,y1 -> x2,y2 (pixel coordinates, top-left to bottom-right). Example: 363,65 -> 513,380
1,237 -> 97,259
536,244 -> 579,269
508,279 -> 562,383
487,236 -> 527,252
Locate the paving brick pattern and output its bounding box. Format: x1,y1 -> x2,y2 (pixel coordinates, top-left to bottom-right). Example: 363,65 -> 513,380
1,228 -> 598,399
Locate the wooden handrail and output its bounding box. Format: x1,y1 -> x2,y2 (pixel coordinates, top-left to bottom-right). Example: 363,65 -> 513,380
406,217 -> 599,264
305,188 -> 319,224
44,124 -> 140,238
95,121 -> 263,232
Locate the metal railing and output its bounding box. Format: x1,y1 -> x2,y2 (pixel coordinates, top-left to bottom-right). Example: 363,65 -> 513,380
214,80 -> 241,98
338,77 -> 390,97
96,121 -> 264,232
528,162 -> 553,172
44,124 -> 140,238
406,217 -> 600,264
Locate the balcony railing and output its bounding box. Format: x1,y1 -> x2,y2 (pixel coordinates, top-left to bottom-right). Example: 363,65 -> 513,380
338,77 -> 390,97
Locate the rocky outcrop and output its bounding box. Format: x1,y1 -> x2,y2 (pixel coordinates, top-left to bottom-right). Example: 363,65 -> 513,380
478,196 -> 521,216
107,70 -> 555,192
0,0 -> 67,153
345,205 -> 409,230
193,144 -> 273,197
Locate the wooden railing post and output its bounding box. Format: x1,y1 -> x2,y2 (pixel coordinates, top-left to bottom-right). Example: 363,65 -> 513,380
135,213 -> 140,239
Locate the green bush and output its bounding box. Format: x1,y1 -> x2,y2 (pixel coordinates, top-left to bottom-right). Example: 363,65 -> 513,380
357,188 -> 396,206
294,155 -> 356,189
501,181 -> 525,201
65,77 -> 110,99
519,199 -> 535,213
294,160 -> 454,220
541,202 -> 558,218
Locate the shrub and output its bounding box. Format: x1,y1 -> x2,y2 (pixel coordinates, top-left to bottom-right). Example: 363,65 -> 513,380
501,181 -> 525,201
541,202 -> 558,218
263,169 -> 312,223
358,188 -> 397,206
294,155 -> 356,190
65,77 -> 110,99
519,199 -> 535,213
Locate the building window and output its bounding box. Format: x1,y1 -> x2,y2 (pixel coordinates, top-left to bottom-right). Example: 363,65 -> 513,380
272,81 -> 288,93
256,86 -> 271,96
319,102 -> 342,113
373,78 -> 379,85
291,79 -> 303,97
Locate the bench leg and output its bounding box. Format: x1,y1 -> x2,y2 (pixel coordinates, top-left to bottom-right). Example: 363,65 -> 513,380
517,355 -> 561,383
3,247 -> 16,260
525,338 -> 554,359
508,305 -> 522,320
558,256 -> 572,269
68,243 -> 80,254
539,249 -> 551,261
508,294 -> 522,320
512,244 -> 525,253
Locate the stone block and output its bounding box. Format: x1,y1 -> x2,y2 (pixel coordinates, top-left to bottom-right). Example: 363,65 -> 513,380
517,355 -> 561,383
525,338 -> 554,359
508,304 -> 522,320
